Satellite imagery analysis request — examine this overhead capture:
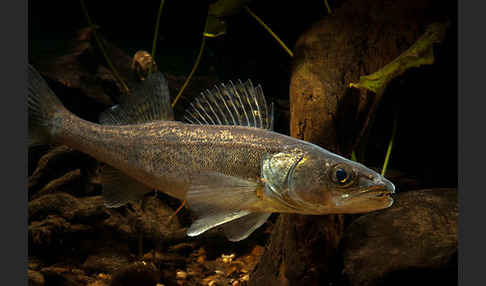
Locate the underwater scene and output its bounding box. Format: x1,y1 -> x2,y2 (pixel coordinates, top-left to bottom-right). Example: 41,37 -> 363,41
28,1 -> 457,285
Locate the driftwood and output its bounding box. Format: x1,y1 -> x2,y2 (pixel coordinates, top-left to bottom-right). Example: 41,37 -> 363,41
250,0 -> 451,285
340,188 -> 458,286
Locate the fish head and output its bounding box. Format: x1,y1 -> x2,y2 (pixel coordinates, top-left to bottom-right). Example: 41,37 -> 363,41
262,146 -> 395,214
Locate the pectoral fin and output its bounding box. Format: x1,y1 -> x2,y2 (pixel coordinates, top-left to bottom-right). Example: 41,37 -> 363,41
185,172 -> 269,240
187,209 -> 251,237
97,165 -> 152,208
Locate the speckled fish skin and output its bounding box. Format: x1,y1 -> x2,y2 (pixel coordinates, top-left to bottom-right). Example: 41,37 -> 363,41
52,110 -> 394,214
54,112 -> 295,200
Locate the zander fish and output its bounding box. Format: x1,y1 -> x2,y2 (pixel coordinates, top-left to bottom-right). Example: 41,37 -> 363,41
28,64 -> 395,241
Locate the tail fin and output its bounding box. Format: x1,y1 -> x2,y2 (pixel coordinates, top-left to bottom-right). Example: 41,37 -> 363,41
28,64 -> 66,145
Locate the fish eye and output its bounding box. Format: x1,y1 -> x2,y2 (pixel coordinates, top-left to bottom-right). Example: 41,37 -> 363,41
330,164 -> 355,187
335,168 -> 348,182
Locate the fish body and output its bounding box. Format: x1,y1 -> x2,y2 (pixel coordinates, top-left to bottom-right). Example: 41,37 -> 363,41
28,64 -> 395,241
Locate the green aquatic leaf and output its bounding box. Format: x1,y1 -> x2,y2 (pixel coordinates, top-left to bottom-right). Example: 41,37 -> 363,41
349,22 -> 449,94
204,0 -> 252,38
208,0 -> 252,17
204,15 -> 227,38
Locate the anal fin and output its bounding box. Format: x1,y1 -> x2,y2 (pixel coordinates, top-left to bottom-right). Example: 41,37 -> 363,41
97,165 -> 152,208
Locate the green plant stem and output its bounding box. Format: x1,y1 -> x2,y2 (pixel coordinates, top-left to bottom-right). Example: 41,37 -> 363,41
351,150 -> 358,162
244,6 -> 294,58
171,37 -> 206,108
79,0 -> 129,93
324,0 -> 332,14
149,0 -> 166,77
381,115 -> 398,177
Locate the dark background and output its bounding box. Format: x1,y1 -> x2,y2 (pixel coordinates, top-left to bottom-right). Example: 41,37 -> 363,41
28,0 -> 457,189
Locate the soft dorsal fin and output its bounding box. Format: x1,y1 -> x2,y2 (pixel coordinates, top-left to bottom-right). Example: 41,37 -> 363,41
99,72 -> 174,125
183,80 -> 274,130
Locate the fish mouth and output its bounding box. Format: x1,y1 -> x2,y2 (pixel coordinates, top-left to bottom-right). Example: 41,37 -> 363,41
346,183 -> 396,200
331,180 -> 396,212
358,186 -> 394,198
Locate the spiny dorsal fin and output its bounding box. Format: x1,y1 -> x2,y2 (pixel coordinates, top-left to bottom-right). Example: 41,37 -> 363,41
183,80 -> 274,130
99,72 -> 174,125
97,165 -> 152,208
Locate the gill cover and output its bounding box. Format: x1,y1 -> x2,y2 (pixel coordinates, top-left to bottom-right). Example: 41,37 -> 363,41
261,149 -> 311,211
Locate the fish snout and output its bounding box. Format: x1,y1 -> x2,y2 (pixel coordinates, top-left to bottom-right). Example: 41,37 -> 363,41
375,177 -> 396,195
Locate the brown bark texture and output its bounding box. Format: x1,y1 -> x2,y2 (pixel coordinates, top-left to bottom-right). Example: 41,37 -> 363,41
249,0 -> 450,285
340,188 -> 458,286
